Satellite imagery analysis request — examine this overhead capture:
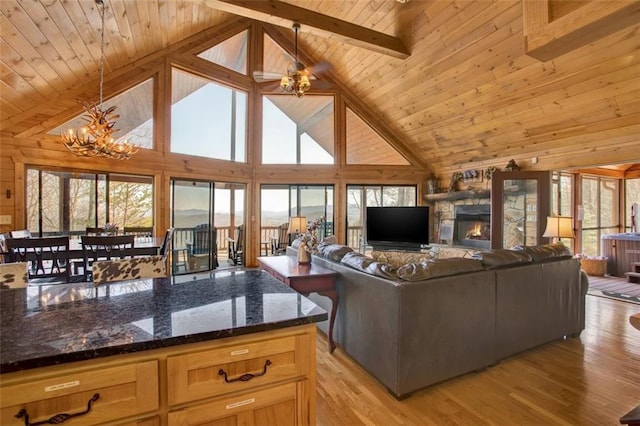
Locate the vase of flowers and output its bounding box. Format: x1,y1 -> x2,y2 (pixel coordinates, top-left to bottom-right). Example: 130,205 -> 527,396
103,223 -> 118,235
295,216 -> 325,263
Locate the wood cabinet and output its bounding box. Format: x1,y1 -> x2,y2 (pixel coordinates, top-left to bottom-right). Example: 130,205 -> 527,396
0,325 -> 317,426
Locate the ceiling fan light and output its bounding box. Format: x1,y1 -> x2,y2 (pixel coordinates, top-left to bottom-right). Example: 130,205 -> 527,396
300,75 -> 311,90
280,75 -> 290,89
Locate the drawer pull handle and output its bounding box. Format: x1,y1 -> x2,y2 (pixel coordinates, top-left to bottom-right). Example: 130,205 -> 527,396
15,393 -> 100,426
218,359 -> 272,383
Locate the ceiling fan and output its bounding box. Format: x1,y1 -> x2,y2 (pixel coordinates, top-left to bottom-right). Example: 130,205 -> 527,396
253,23 -> 330,97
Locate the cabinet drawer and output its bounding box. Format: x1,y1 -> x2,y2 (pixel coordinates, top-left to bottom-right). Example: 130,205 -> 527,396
0,360 -> 158,426
167,332 -> 311,405
112,415 -> 160,426
168,382 -> 296,426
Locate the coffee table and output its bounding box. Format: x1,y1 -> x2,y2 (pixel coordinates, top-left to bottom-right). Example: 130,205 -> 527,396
258,256 -> 339,353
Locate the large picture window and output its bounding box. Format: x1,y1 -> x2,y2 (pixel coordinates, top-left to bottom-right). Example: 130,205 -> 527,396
346,185 -> 417,250
171,68 -> 247,162
260,184 -> 334,244
26,168 -> 153,237
262,95 -> 334,164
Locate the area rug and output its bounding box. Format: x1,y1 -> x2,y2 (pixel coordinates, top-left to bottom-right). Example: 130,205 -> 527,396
587,274 -> 640,305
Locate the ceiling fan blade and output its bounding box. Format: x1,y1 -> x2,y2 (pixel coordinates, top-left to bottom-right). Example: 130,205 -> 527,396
253,71 -> 283,83
309,61 -> 331,75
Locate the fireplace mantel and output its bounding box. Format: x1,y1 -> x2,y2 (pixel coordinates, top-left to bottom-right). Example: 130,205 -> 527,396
424,189 -> 490,202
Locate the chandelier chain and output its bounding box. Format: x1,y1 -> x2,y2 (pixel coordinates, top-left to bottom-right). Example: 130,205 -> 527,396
98,0 -> 105,107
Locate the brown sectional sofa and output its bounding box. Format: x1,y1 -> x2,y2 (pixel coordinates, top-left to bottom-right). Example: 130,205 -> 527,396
287,242 -> 588,399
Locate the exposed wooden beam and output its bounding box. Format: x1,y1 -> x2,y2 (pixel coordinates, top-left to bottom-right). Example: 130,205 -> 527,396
193,0 -> 410,59
524,0 -> 640,61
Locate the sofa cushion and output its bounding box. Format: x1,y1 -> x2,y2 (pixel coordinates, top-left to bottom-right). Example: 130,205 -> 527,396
511,243 -> 572,262
473,249 -> 532,268
371,250 -> 435,268
340,251 -> 397,279
317,243 -> 354,262
396,258 -> 484,281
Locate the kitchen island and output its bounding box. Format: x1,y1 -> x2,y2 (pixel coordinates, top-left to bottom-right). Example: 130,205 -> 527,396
0,269 -> 327,425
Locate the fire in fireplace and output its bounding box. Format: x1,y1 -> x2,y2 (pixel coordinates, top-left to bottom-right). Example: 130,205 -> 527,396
453,204 -> 491,249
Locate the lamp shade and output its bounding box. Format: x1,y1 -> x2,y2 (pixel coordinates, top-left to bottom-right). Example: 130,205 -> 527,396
543,216 -> 575,239
287,216 -> 307,234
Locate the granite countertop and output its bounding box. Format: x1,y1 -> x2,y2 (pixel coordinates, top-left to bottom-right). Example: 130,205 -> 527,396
0,269 -> 328,374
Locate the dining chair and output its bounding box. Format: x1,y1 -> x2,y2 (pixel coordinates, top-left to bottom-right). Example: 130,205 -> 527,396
85,227 -> 105,235
226,224 -> 244,266
0,262 -> 29,288
123,226 -> 154,239
80,235 -> 135,281
5,236 -> 71,284
92,255 -> 166,284
10,229 -> 31,239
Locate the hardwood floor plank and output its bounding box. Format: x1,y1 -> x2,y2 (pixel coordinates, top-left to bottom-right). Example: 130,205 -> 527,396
316,295 -> 640,425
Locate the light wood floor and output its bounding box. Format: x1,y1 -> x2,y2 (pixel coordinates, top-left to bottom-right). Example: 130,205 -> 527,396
315,294 -> 640,425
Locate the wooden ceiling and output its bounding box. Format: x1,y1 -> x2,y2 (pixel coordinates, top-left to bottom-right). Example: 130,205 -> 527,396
1,0 -> 638,175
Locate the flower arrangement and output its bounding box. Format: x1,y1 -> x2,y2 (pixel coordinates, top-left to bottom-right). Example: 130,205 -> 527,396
103,223 -> 118,234
484,166 -> 497,181
296,216 -> 325,254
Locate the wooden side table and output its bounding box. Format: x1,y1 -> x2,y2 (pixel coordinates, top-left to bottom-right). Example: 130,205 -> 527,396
258,256 -> 339,353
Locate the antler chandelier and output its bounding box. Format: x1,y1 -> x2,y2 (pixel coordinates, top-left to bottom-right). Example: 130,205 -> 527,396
61,0 -> 138,160
280,23 -> 311,97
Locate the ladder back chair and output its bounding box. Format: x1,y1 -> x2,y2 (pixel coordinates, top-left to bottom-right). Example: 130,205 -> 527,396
80,235 -> 135,282
271,222 -> 290,256
5,236 -> 71,284
186,224 -> 218,271
123,226 -> 154,239
226,224 -> 244,266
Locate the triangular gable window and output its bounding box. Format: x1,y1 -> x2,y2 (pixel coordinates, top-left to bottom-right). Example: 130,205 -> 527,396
198,30 -> 248,75
48,79 -> 154,150
346,107 -> 409,165
261,34 -> 293,82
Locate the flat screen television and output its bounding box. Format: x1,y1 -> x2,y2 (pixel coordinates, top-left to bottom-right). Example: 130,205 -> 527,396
365,206 -> 430,251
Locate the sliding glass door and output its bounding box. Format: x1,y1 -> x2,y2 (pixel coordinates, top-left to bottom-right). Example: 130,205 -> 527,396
170,179 -> 245,274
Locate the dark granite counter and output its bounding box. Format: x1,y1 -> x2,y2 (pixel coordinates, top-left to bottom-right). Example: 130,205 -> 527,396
0,269 -> 328,374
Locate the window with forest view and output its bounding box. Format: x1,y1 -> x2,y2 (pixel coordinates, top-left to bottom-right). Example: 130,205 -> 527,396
581,175 -> 619,256
26,168 -> 153,237
626,178 -> 640,232
346,185 -> 417,251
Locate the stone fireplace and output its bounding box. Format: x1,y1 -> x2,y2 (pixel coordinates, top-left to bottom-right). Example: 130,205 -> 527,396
453,204 -> 491,249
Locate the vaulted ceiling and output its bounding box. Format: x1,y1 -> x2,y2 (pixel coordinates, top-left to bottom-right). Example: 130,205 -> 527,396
1,0 -> 638,175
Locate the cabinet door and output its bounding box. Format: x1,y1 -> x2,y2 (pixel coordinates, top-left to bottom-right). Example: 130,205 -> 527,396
0,360 -> 158,426
491,171 -> 551,249
168,382 -> 297,426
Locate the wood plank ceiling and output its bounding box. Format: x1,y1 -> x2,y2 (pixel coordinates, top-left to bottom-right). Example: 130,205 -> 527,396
1,0 -> 638,175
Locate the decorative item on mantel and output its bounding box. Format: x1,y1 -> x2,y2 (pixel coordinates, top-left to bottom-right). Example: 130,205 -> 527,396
426,174 -> 440,194
504,159 -> 521,171
447,172 -> 463,192
484,166 -> 497,188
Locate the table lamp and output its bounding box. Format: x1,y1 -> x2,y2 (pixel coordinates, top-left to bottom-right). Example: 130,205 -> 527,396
287,216 -> 307,236
543,216 -> 575,243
